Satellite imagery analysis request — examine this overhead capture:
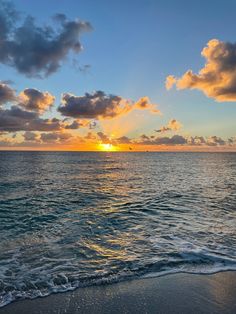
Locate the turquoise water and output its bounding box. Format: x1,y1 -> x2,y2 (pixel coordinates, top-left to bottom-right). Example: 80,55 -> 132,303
0,152 -> 236,307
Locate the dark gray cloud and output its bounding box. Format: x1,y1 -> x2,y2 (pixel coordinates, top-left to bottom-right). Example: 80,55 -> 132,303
206,136 -> 226,146
116,136 -> 131,144
0,106 -> 63,132
27,117 -> 63,132
137,134 -> 230,146
97,131 -> 111,143
64,120 -> 81,129
136,134 -> 187,145
155,126 -> 170,133
89,120 -> 97,129
40,132 -> 72,143
140,134 -> 150,141
19,88 -> 55,112
72,59 -> 91,74
95,132 -> 231,147
58,91 -> 132,119
0,82 -> 16,105
9,130 -> 73,146
94,132 -> 232,147
0,106 -> 36,132
188,136 -> 206,145
23,131 -> 39,142
228,137 -> 235,145
188,136 -> 227,146
154,135 -> 187,145
0,1 -> 92,77
58,91 -> 160,120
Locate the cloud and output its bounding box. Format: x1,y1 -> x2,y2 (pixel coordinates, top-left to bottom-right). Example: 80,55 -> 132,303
134,96 -> 161,114
0,138 -> 15,147
0,106 -> 36,132
84,132 -> 97,140
19,88 -> 55,113
136,134 -> 231,147
96,133 -> 131,145
228,137 -> 236,145
96,132 -> 188,146
40,132 -> 72,143
140,134 -> 150,141
83,131 -> 232,148
0,106 -> 65,132
165,75 -> 176,90
0,127 -> 234,149
12,131 -> 74,146
58,91 -> 160,120
64,119 -> 96,129
146,135 -> 187,145
0,82 -> 16,105
89,120 -> 97,129
72,59 -> 91,74
97,131 -> 111,143
0,1 -> 92,77
27,118 -> 64,132
58,91 -> 130,119
23,131 -> 40,142
166,39 -> 236,102
187,136 -> 206,145
0,84 -> 98,133
116,136 -> 131,144
155,119 -> 182,133
206,136 -> 226,146
64,120 -> 81,129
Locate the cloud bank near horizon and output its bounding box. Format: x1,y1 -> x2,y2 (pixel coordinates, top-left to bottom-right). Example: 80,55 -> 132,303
0,129 -> 234,149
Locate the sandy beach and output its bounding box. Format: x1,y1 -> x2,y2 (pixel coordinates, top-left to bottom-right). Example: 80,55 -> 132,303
0,271 -> 235,314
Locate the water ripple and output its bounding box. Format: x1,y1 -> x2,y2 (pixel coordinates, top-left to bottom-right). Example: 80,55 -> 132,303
0,152 -> 236,307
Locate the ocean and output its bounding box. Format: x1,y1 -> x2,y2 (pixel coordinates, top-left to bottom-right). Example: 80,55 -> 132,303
0,152 -> 236,307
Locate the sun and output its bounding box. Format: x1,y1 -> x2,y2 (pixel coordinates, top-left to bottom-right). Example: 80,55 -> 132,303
98,143 -> 118,151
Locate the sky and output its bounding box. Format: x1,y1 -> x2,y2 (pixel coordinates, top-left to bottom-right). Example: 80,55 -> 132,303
0,0 -> 236,151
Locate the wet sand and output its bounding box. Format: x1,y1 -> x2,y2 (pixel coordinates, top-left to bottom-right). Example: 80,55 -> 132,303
1,271 -> 236,314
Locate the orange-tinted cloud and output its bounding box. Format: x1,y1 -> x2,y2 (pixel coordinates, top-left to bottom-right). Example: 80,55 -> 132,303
166,39 -> 236,101
165,75 -> 176,91
155,119 -> 182,133
134,96 -> 161,114
58,91 -> 161,119
19,88 -> 55,113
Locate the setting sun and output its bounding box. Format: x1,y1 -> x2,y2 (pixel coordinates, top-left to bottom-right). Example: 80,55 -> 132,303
98,143 -> 118,151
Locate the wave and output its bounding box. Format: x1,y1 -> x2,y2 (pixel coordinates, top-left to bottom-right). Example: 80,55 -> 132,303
1,254 -> 236,308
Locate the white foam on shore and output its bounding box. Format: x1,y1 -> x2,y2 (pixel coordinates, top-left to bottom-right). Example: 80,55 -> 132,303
1,262 -> 236,308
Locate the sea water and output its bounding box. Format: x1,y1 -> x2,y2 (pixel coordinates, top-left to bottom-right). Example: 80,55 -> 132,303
0,152 -> 236,307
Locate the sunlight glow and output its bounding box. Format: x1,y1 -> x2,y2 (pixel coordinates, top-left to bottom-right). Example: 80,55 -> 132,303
98,143 -> 118,151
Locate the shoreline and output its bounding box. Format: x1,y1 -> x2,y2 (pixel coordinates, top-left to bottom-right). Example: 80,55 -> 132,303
1,271 -> 236,314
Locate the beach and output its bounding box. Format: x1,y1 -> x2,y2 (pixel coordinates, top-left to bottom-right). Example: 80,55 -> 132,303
1,271 -> 236,314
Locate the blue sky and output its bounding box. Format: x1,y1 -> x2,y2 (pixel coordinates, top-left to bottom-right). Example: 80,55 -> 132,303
0,0 -> 236,150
